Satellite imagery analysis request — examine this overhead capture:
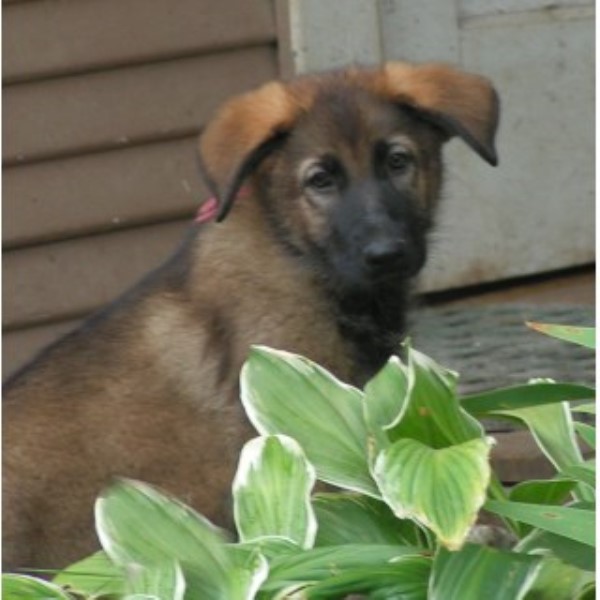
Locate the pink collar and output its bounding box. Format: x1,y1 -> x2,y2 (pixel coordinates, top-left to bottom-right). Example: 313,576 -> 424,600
194,196 -> 219,224
194,188 -> 249,224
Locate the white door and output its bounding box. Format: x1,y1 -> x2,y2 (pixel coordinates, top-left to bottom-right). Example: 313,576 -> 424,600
280,0 -> 595,291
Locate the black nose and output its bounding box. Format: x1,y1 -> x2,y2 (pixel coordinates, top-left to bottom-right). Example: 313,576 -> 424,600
363,239 -> 406,268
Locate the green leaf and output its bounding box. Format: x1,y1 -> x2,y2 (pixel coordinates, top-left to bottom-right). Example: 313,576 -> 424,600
240,346 -> 378,496
574,422 -> 595,450
127,561 -> 186,599
518,528 -> 596,572
560,464 -> 596,491
96,479 -> 230,565
461,383 -> 594,416
509,479 -> 578,505
485,500 -> 595,547
509,479 -> 579,536
53,551 -> 125,596
374,437 -> 493,550
526,322 -> 595,349
574,582 -> 596,600
312,492 -> 424,548
2,574 -> 73,600
236,537 -> 300,562
363,356 -> 410,453
225,545 -> 269,600
572,403 -> 596,415
524,555 -> 594,599
386,346 -> 483,448
491,401 -> 594,502
233,435 -> 317,549
260,544 -> 420,595
368,575 -> 431,600
492,403 -> 583,471
304,557 -> 431,599
96,479 -> 237,599
430,544 -> 541,600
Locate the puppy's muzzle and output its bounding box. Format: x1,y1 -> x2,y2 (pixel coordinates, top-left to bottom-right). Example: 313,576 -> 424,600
363,238 -> 407,269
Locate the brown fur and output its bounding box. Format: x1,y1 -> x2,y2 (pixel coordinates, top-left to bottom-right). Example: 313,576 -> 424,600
3,61 -> 499,569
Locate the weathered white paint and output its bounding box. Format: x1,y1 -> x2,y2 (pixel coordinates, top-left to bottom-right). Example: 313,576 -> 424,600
288,0 -> 382,72
460,0 -> 590,19
377,0 -> 461,63
420,6 -> 594,291
282,0 -> 595,290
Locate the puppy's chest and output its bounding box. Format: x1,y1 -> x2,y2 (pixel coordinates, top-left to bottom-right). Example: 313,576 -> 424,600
233,285 -> 402,388
194,228 -> 407,386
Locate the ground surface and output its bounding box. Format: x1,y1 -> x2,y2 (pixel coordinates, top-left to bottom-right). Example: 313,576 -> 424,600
415,265 -> 595,483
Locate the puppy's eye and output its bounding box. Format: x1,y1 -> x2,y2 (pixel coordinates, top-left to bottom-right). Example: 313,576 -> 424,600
386,148 -> 413,175
305,167 -> 336,191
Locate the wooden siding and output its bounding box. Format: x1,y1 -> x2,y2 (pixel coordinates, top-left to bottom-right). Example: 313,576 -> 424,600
3,320 -> 83,379
4,221 -> 188,329
3,0 -> 278,378
4,138 -> 203,248
3,0 -> 276,82
4,46 -> 277,164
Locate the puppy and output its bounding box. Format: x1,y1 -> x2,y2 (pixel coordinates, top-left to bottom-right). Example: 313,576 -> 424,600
3,61 -> 499,569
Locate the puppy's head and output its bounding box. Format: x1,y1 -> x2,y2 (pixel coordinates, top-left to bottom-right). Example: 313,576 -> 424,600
198,62 -> 499,292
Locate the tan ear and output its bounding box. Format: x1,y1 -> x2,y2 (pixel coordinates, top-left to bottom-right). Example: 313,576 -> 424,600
374,62 -> 500,165
198,81 -> 305,221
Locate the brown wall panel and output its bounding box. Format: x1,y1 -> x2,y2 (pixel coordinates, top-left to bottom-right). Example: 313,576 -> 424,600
4,137 -> 207,249
4,45 -> 278,164
3,1 -> 280,377
3,220 -> 191,329
3,318 -> 82,378
3,0 -> 276,83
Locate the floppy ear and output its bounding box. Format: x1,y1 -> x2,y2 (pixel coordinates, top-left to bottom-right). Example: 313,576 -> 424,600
375,62 -> 500,165
199,82 -> 303,221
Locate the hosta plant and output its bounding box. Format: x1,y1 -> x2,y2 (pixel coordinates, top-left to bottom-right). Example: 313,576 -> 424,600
4,324 -> 595,599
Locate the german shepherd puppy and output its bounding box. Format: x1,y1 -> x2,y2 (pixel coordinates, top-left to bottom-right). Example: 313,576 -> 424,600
3,62 -> 499,569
